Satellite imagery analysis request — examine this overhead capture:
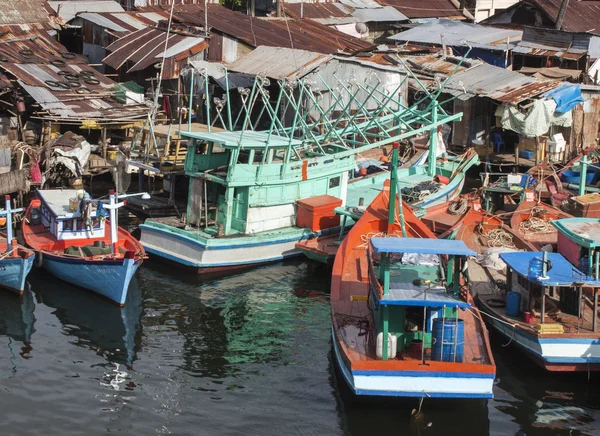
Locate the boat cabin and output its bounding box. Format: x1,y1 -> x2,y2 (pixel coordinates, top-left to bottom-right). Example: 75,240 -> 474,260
553,218 -> 600,279
30,189 -> 106,242
500,251 -> 600,332
182,130 -> 354,236
368,237 -> 477,362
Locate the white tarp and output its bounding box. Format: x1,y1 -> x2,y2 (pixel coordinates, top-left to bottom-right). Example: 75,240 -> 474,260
52,140 -> 91,177
499,99 -> 572,137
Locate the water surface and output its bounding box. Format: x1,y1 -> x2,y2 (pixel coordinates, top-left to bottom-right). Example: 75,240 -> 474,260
1,259 -> 599,435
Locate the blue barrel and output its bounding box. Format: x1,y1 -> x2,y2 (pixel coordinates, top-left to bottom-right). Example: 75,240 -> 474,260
580,256 -> 590,274
528,257 -> 544,281
506,291 -> 521,317
431,319 -> 464,363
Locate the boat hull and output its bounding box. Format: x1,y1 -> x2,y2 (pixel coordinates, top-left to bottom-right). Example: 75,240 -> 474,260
0,254 -> 34,294
478,299 -> 600,371
333,329 -> 494,398
40,252 -> 140,306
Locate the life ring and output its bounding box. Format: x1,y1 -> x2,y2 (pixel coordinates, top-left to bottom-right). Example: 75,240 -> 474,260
486,297 -> 506,308
35,251 -> 43,268
449,198 -> 468,216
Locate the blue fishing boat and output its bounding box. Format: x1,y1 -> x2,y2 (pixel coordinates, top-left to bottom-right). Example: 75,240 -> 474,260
0,195 -> 34,294
22,190 -> 145,306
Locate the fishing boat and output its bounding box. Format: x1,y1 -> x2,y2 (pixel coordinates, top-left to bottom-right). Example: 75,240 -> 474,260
0,195 -> 34,294
510,200 -> 573,249
475,215 -> 600,370
22,189 -> 145,306
331,144 -> 495,398
420,196 -> 473,237
139,69 -> 478,273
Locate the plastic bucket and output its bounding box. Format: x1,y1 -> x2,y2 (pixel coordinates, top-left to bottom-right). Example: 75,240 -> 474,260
523,312 -> 535,324
107,149 -> 117,160
431,318 -> 464,363
506,291 -> 521,317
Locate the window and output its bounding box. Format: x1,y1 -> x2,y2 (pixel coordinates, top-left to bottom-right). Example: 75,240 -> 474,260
329,176 -> 340,189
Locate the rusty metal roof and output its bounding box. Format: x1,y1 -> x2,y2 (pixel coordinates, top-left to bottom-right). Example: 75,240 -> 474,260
78,10 -> 171,35
104,27 -> 208,79
523,0 -> 600,34
141,4 -> 374,54
0,0 -> 57,28
379,0 -> 466,19
284,3 -> 408,24
512,26 -> 590,60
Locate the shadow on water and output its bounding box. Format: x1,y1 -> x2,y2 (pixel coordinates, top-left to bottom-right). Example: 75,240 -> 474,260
0,286 -> 35,373
489,329 -> 600,436
27,272 -> 144,367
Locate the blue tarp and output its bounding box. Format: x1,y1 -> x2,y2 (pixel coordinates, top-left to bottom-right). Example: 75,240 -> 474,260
545,84 -> 584,113
370,237 -> 476,256
381,286 -> 471,309
499,251 -> 600,286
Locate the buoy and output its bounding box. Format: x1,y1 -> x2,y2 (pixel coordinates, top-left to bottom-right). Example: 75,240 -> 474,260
358,167 -> 368,176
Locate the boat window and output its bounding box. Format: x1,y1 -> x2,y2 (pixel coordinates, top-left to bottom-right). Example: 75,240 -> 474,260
252,150 -> 264,165
329,176 -> 340,189
237,150 -> 250,164
63,220 -> 72,231
272,148 -> 286,163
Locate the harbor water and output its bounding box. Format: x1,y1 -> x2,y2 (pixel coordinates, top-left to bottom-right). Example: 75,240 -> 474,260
1,259 -> 600,436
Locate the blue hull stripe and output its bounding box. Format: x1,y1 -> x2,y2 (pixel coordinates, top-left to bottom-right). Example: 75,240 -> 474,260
355,389 -> 493,399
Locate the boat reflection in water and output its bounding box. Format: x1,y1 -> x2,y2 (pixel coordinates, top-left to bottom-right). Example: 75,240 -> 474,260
0,285 -> 35,373
29,275 -> 143,367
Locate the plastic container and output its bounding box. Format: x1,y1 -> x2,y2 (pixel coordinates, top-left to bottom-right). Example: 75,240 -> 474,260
431,318 -> 464,363
561,169 -> 596,185
528,257 -> 544,281
580,256 -> 590,274
506,291 -> 521,317
523,312 -> 535,324
296,195 -> 343,232
434,175 -> 450,185
519,150 -> 534,159
376,332 -> 397,359
107,149 -> 117,160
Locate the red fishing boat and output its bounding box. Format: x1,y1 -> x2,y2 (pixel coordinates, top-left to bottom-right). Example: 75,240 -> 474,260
420,196 -> 473,236
510,200 -> 573,249
331,143 -> 495,398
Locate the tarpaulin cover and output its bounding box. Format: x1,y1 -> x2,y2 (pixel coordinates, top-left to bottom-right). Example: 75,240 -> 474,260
545,84 -> 584,113
500,99 -> 572,137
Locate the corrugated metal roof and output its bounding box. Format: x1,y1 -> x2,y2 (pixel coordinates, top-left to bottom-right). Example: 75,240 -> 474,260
512,26 -> 589,59
353,6 -> 408,22
379,0 -> 466,19
0,0 -> 57,28
78,11 -> 170,35
524,0 -> 600,34
104,27 -> 208,79
141,4 -> 374,54
390,19 -> 522,51
78,12 -> 129,33
0,62 -> 149,120
189,60 -> 255,89
445,62 -> 558,103
47,1 -> 124,24
227,46 -> 331,80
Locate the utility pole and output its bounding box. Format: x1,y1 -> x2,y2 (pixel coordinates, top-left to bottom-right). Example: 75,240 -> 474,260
276,0 -> 282,17
555,0 -> 570,30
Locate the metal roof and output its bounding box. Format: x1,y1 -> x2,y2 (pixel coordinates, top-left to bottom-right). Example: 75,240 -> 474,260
392,20 -> 508,48
78,11 -> 170,34
47,1 -> 124,24
189,60 -> 255,90
523,0 -> 600,34
141,4 -> 374,54
227,46 -> 331,80
0,0 -> 57,29
445,62 -> 558,104
512,26 -> 590,59
104,27 -> 208,79
379,0 -> 466,19
284,3 -> 408,24
390,19 -> 522,51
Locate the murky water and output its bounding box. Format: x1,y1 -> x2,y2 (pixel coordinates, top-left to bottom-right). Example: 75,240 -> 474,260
1,259 -> 600,436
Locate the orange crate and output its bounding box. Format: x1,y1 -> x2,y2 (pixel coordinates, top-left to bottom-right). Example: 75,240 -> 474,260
296,195 -> 343,231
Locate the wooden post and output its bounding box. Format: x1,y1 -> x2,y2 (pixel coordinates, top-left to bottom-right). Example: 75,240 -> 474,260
101,127 -> 107,160
594,289 -> 598,333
